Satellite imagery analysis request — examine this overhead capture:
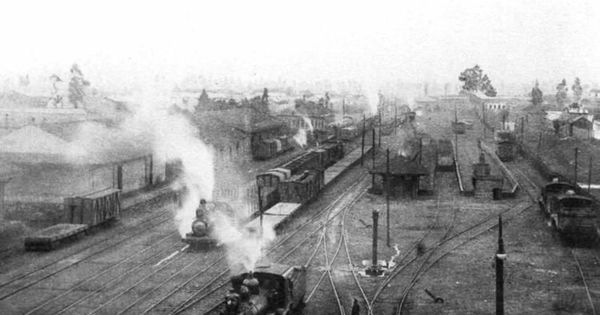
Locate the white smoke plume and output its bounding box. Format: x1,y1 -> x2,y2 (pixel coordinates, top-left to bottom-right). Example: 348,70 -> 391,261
292,115 -> 314,148
120,82 -> 215,238
210,210 -> 276,273
363,81 -> 380,115
293,128 -> 308,148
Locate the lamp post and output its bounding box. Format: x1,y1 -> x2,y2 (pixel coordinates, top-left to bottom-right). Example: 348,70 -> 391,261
495,215 -> 506,315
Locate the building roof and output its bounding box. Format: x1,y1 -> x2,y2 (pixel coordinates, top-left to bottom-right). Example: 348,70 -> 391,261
370,155 -> 429,176
0,124 -> 152,165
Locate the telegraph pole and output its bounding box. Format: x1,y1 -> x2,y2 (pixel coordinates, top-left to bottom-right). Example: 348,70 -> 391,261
386,148 -> 390,247
574,147 -> 579,184
394,104 -> 398,135
361,115 -> 366,166
588,156 -> 593,193
496,215 -> 506,315
372,128 -> 376,168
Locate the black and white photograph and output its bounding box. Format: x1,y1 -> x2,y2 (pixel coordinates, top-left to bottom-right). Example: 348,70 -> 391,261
0,1 -> 599,314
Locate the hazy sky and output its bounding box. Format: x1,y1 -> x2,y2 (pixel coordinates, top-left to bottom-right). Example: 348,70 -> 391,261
1,0 -> 600,91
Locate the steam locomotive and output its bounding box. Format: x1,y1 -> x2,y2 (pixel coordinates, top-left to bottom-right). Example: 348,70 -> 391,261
538,179 -> 599,239
220,263 -> 306,315
183,199 -> 234,249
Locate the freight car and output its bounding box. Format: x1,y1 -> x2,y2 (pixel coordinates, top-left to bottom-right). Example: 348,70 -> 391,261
539,179 -> 599,239
256,143 -> 344,210
495,130 -> 516,162
220,263 -> 306,315
253,136 -> 293,160
278,170 -> 324,204
436,139 -> 455,172
64,188 -> 121,227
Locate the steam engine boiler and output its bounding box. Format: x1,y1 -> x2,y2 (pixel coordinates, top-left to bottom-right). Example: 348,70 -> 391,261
183,199 -> 232,249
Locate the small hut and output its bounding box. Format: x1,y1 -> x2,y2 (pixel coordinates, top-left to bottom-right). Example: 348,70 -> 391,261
369,155 -> 429,198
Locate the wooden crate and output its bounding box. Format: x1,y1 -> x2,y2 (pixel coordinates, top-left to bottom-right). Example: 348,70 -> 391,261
64,188 -> 121,227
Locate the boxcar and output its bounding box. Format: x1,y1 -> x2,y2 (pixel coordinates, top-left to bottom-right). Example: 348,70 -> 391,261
548,193 -> 597,238
278,170 -> 324,204
64,188 -> 121,227
538,180 -> 577,213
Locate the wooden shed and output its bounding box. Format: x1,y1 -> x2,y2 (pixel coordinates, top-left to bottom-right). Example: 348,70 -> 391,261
369,156 -> 429,198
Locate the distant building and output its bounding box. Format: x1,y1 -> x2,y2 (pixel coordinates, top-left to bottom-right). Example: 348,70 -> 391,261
0,123 -> 165,211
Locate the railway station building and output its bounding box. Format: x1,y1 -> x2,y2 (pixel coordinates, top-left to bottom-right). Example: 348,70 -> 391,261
369,156 -> 429,198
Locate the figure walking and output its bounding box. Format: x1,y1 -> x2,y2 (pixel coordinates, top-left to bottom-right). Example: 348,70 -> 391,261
351,298 -> 360,315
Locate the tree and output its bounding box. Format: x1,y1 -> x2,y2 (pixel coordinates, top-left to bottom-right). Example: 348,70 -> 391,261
458,65 -> 483,92
196,89 -> 210,109
572,77 -> 583,103
531,80 -> 543,106
261,87 -> 269,105
556,79 -> 568,108
480,74 -> 497,97
68,64 -> 90,108
458,65 -> 497,96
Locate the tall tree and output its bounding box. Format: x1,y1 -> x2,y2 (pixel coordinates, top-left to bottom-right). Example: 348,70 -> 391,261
556,79 -> 568,108
458,65 -> 483,92
68,64 -> 90,108
572,77 -> 583,103
261,87 -> 269,105
531,80 -> 543,106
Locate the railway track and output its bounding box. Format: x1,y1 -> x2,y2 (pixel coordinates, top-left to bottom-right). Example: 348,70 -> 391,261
124,169 -> 371,314
303,176 -> 370,315
512,162 -> 600,315
369,172 -> 459,315
0,209 -> 176,305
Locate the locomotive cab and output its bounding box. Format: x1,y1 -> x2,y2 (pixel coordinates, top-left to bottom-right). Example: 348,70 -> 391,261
221,263 -> 306,315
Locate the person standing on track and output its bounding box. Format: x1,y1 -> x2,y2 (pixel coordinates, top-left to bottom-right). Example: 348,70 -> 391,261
351,298 -> 360,315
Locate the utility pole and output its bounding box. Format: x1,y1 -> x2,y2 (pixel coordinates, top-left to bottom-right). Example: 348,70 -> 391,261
372,128 -> 376,168
394,104 -> 398,135
482,103 -> 486,139
386,148 -> 390,247
419,137 -> 423,165
361,115 -> 366,166
588,156 -> 593,193
520,117 -> 525,143
378,111 -> 382,147
496,215 -> 506,315
574,147 -> 579,184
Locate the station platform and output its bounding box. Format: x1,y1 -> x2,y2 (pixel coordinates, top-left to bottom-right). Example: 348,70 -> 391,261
324,146 -> 373,185
246,202 -> 302,231
453,139 -> 513,195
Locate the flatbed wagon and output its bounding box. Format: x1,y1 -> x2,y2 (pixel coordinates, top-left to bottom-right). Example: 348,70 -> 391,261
24,223 -> 88,251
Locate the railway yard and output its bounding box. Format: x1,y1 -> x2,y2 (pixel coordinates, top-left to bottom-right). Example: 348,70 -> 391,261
1,98 -> 599,315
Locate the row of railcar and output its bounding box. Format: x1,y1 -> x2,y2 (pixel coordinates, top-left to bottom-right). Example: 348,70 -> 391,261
538,178 -> 599,240
256,141 -> 344,211
25,189 -> 121,251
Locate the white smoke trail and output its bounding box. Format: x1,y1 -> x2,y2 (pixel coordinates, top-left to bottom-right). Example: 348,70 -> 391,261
293,128 -> 308,148
210,210 -> 276,273
122,83 -> 215,238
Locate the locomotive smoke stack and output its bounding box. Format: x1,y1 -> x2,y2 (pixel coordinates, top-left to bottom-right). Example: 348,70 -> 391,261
243,272 -> 260,295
